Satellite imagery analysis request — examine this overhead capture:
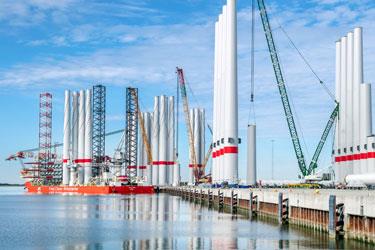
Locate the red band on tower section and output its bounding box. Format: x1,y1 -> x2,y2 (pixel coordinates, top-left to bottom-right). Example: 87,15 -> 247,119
212,146 -> 238,158
152,161 -> 175,165
63,159 -> 69,163
335,151 -> 375,162
353,154 -> 361,160
220,148 -> 224,156
224,146 -> 238,154
361,153 -> 368,159
74,159 -> 92,163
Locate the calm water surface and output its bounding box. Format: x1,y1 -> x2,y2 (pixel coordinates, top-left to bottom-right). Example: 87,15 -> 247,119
0,186 -> 371,249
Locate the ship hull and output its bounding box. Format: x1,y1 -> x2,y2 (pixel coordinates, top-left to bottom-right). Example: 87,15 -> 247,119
25,182 -> 154,195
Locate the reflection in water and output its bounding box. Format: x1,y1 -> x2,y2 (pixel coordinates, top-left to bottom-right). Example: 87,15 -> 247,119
0,188 -> 373,249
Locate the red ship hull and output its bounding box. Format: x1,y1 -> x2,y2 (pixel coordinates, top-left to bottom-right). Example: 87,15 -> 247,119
25,182 -> 155,195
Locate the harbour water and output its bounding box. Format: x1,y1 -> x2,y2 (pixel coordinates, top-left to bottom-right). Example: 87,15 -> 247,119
0,187 -> 372,249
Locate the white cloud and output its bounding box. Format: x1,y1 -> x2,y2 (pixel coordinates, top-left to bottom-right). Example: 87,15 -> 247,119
106,114 -> 124,121
51,36 -> 67,46
0,0 -> 160,28
0,0 -> 75,26
119,34 -> 138,43
26,39 -> 47,46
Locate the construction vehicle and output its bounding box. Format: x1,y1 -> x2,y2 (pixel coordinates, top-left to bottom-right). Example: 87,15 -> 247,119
256,0 -> 339,176
176,67 -> 200,182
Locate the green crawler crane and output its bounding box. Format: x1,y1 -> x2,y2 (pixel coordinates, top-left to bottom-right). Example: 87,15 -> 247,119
257,0 -> 339,176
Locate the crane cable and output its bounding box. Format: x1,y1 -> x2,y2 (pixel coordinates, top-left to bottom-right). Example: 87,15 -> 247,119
266,8 -> 312,162
250,0 -> 255,103
275,22 -> 336,102
269,15 -> 337,163
248,0 -> 257,125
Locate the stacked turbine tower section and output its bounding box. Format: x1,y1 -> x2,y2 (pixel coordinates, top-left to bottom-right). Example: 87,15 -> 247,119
169,95 -> 177,186
62,91 -> 71,185
212,0 -> 239,185
84,89 -> 93,184
77,90 -> 86,184
70,92 -> 79,185
62,88 -> 94,186
188,108 -> 206,185
138,112 -> 152,184
151,97 -> 160,185
334,27 -> 375,183
158,95 -> 168,185
145,95 -> 177,186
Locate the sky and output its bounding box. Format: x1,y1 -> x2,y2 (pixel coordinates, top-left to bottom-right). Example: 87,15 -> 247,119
1,0 -> 375,184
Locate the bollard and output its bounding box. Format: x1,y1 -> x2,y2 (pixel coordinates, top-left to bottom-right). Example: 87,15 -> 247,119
218,190 -> 224,210
278,193 -> 283,224
208,190 -> 213,206
282,198 -> 289,223
249,192 -> 253,218
200,189 -> 204,204
336,203 -> 345,235
278,193 -> 289,224
231,190 -> 238,214
253,194 -> 258,216
231,190 -> 234,213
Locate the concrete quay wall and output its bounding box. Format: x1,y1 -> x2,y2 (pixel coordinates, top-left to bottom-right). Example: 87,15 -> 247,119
161,187 -> 375,244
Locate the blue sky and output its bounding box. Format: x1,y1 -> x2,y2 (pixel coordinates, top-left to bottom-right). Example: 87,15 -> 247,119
1,0 -> 375,184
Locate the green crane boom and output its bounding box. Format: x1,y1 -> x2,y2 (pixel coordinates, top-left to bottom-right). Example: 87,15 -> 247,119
307,103 -> 339,175
257,0 -> 307,176
257,0 -> 339,176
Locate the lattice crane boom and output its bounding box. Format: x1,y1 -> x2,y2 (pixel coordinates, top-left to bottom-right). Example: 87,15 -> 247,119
307,103 -> 339,175
257,0 -> 307,175
176,67 -> 199,181
201,124 -> 213,174
257,0 -> 339,176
